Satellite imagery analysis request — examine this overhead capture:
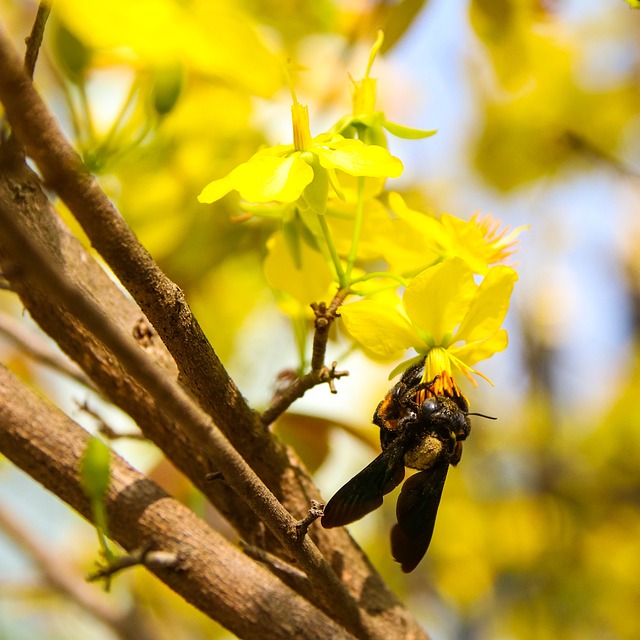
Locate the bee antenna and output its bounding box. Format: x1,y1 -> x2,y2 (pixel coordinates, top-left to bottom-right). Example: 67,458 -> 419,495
467,412 -> 497,420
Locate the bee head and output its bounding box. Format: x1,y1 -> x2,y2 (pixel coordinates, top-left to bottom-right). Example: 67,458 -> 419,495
420,395 -> 471,441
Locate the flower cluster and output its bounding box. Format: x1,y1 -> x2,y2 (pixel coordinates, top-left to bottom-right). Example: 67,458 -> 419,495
198,31 -> 525,395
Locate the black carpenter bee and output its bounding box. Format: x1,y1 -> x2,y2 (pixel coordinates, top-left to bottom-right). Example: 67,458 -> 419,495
322,360 -> 491,572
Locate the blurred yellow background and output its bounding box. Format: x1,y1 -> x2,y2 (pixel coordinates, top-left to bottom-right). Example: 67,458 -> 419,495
1,1 -> 640,639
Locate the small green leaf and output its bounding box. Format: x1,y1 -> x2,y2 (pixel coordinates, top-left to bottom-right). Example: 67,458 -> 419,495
383,120 -> 437,140
81,437 -> 111,501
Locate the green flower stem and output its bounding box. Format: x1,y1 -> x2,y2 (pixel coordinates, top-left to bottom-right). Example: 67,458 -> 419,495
91,79 -> 142,160
317,212 -> 347,287
91,497 -> 116,590
77,80 -> 96,143
292,311 -> 309,373
91,498 -> 116,565
345,176 -> 365,281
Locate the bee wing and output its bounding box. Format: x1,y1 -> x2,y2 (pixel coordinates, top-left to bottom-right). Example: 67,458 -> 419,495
390,462 -> 449,573
321,445 -> 407,528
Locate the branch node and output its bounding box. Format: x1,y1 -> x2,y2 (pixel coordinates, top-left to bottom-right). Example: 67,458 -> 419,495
87,544 -> 182,584
291,500 -> 324,540
320,361 -> 349,394
132,316 -> 156,347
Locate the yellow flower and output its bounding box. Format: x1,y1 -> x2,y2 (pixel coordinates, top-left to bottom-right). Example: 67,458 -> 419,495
331,30 -> 436,147
440,212 -> 529,275
382,192 -> 447,274
384,193 -> 527,275
54,0 -> 281,96
198,100 -> 403,213
340,257 -> 518,393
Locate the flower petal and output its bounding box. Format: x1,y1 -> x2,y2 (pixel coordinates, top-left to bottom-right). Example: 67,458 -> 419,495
300,154 -> 329,213
198,176 -> 234,204
455,266 -> 518,344
316,137 -> 403,178
383,192 -> 446,273
199,154 -> 314,204
402,257 -> 476,344
340,299 -> 420,358
449,330 -> 509,366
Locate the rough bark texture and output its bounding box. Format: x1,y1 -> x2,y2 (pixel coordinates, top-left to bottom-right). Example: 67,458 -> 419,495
0,364 -> 357,640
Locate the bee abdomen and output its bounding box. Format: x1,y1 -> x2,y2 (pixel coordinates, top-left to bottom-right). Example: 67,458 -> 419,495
403,435 -> 443,470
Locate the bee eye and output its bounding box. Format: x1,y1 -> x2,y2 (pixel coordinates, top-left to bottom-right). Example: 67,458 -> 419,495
421,399 -> 438,415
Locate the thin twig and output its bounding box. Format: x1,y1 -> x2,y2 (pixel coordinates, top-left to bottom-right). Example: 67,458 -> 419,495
24,3 -> 51,79
87,545 -> 182,583
0,311 -> 96,389
310,292 -> 348,370
260,291 -> 349,426
240,541 -> 311,597
292,500 -> 325,540
75,400 -> 146,441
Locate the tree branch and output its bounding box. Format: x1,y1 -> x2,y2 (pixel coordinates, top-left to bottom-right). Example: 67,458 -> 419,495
0,142 -> 268,571
261,294 -> 349,426
0,364 -> 357,640
0,159 -> 379,640
23,2 -> 50,79
0,20 -> 257,442
0,23 -> 429,640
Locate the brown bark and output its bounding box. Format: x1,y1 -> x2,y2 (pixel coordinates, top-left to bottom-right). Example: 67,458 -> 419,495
0,364 -> 357,640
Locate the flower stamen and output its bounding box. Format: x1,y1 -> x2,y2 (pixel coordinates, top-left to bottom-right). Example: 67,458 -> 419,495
471,213 -> 527,265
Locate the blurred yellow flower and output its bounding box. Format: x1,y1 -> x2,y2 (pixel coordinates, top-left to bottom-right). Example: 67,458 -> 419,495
55,0 -> 281,95
263,230 -> 334,309
441,212 -> 528,275
385,193 -> 527,275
